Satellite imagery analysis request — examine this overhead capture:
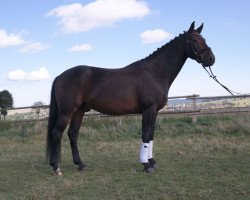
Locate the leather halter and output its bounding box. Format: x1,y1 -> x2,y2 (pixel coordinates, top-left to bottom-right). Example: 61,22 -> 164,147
186,33 -> 211,65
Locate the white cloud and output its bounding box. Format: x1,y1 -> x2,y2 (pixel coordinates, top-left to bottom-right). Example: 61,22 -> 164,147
0,29 -> 50,53
47,0 -> 150,33
140,29 -> 172,44
19,42 -> 49,53
67,44 -> 93,52
0,29 -> 26,48
8,67 -> 50,81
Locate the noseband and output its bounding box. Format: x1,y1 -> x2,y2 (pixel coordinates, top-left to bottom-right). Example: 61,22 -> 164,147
186,33 -> 211,65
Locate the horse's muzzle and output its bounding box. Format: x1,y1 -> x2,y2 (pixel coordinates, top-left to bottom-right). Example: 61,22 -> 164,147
202,52 -> 215,67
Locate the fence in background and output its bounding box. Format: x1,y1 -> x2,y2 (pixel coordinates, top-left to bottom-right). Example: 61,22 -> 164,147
1,94 -> 250,123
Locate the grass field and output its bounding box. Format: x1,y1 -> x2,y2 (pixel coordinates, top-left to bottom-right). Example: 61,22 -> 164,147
0,114 -> 249,200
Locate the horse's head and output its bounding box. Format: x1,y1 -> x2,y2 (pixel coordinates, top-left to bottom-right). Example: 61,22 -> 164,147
186,22 -> 215,67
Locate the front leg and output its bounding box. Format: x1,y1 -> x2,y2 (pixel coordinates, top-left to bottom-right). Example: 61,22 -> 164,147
140,107 -> 157,173
148,141 -> 158,169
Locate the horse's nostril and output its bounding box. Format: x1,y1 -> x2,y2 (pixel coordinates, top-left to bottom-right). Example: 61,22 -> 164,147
208,54 -> 215,65
209,55 -> 213,61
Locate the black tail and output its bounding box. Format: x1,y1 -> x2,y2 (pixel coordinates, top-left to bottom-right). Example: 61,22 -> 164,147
46,78 -> 59,162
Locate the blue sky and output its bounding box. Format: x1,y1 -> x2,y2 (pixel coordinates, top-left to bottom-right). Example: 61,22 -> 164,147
0,0 -> 250,107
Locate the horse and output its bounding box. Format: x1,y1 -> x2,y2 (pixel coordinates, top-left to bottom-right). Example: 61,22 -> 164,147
46,22 -> 215,175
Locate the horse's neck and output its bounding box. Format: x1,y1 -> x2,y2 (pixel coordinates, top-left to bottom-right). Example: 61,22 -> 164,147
144,38 -> 187,90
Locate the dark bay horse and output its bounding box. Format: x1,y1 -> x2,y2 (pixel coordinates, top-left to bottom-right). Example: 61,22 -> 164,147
47,22 -> 215,175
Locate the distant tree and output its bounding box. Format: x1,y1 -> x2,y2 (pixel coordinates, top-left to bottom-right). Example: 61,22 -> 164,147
0,90 -> 14,120
1,110 -> 7,121
33,101 -> 45,119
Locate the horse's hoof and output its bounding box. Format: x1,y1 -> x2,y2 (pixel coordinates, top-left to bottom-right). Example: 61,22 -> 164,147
142,162 -> 154,174
78,164 -> 86,172
150,162 -> 159,169
52,168 -> 62,176
144,167 -> 154,174
78,166 -> 85,172
149,158 -> 159,169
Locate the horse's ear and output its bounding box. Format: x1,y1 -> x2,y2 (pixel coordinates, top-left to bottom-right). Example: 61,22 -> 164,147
188,21 -> 195,34
196,23 -> 203,33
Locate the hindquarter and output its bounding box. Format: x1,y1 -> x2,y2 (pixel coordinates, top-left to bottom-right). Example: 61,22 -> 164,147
54,66 -> 92,114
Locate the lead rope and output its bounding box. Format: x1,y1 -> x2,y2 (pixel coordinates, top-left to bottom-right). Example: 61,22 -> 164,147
203,66 -> 245,96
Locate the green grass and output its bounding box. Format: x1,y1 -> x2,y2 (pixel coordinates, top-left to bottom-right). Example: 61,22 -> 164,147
0,114 -> 249,200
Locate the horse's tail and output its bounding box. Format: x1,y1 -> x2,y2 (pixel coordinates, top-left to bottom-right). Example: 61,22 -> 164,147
46,78 -> 59,162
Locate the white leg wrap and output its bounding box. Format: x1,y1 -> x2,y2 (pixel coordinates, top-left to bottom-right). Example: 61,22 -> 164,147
148,141 -> 153,160
140,143 -> 149,163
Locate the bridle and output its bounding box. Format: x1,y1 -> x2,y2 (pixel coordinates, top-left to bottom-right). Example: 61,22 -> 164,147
186,33 -> 211,66
186,33 -> 244,96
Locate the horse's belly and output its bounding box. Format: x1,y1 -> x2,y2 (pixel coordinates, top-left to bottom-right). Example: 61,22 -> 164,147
89,97 -> 140,115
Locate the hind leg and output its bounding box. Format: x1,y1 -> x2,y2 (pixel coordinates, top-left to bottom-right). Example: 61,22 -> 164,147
67,108 -> 86,171
50,114 -> 70,175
